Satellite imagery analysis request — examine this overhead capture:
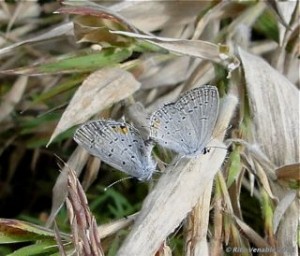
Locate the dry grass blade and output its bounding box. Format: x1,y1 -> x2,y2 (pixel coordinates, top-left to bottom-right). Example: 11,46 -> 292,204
184,186 -> 212,256
115,1 -> 209,32
0,76 -> 28,122
47,67 -> 140,146
184,92 -> 239,255
117,142 -> 226,256
47,147 -> 89,227
81,157 -> 101,190
239,47 -> 299,166
273,191 -> 297,233
66,161 -> 104,256
110,30 -> 240,74
53,221 -> 67,256
0,23 -> 73,56
139,56 -> 195,89
233,216 -> 270,249
97,213 -> 138,239
274,1 -> 298,46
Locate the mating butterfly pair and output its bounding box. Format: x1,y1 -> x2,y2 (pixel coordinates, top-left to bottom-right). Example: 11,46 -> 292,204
74,85 -> 219,181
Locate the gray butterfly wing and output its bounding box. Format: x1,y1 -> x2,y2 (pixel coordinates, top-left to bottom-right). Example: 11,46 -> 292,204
74,120 -> 156,181
150,85 -> 219,157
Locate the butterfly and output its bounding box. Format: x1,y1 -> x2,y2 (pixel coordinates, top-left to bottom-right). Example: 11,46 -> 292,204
74,120 -> 156,181
149,85 -> 219,157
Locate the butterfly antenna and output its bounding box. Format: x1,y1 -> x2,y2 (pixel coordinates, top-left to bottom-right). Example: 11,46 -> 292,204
204,137 -> 228,154
205,124 -> 232,153
104,176 -> 133,191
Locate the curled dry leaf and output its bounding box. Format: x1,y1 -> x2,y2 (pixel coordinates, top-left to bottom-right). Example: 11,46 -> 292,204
61,1 -> 205,34
276,163 -> 300,185
57,4 -> 136,47
56,4 -> 139,34
73,15 -> 132,46
47,67 -> 140,146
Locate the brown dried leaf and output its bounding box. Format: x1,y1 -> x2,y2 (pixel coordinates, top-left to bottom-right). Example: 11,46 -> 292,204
210,177 -> 224,256
276,163 -> 300,182
47,67 -> 140,146
73,16 -> 131,46
57,4 -> 139,33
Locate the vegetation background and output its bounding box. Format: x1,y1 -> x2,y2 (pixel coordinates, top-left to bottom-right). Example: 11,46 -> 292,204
0,1 -> 299,255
